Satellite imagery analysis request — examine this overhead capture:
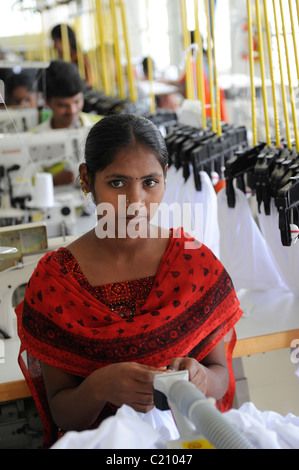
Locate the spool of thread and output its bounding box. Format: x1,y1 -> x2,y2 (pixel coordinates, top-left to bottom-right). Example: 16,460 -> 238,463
33,173 -> 55,208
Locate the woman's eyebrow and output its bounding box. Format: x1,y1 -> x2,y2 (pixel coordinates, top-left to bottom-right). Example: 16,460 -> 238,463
104,172 -> 163,180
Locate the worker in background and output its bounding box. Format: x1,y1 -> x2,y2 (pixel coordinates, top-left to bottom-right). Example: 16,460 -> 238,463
4,70 -> 40,108
34,60 -> 100,131
51,24 -> 92,86
33,60 -> 101,185
140,57 -> 181,111
177,32 -> 228,122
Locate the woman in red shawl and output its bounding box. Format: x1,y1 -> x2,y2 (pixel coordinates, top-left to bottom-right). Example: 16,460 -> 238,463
16,114 -> 242,448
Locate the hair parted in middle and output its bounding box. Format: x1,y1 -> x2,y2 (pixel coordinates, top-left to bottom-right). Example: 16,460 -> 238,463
84,114 -> 169,191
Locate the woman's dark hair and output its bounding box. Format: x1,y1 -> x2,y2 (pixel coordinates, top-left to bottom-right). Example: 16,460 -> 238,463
84,114 -> 169,190
51,24 -> 77,53
6,70 -> 36,97
44,60 -> 83,100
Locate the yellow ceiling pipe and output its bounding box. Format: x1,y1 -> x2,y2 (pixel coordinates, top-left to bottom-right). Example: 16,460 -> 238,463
279,0 -> 299,152
180,0 -> 195,101
193,0 -> 207,129
247,0 -> 258,146
272,0 -> 292,150
119,0 -> 137,102
204,0 -> 216,133
255,0 -> 271,147
95,0 -> 110,95
263,0 -> 280,148
210,0 -> 222,136
110,0 -> 125,99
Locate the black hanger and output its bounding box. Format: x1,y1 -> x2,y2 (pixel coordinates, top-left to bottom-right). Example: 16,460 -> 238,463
276,176 -> 299,246
224,142 -> 266,208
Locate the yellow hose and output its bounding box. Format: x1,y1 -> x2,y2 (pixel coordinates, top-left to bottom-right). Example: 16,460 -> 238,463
210,0 -> 222,135
120,0 -> 137,102
247,0 -> 258,146
288,0 -> 299,81
272,0 -> 291,149
180,0 -> 195,101
95,0 -> 109,94
279,0 -> 299,151
204,0 -> 216,133
110,0 -> 125,99
61,23 -> 71,62
263,0 -> 280,147
145,0 -> 155,114
193,0 -> 207,129
255,0 -> 271,147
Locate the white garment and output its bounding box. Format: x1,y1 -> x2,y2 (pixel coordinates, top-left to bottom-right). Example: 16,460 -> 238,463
31,112 -> 99,132
51,405 -> 179,450
257,200 -> 299,296
152,166 -> 220,258
217,187 -> 288,292
51,402 -> 299,449
225,402 -> 299,449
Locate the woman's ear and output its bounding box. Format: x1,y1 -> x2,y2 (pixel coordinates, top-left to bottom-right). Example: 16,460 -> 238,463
79,163 -> 90,195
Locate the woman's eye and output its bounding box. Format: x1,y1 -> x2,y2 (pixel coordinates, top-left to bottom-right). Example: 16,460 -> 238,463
144,179 -> 158,187
110,180 -> 124,188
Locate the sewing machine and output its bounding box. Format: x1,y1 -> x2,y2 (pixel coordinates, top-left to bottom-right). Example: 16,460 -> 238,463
0,127 -> 90,236
0,222 -> 78,340
0,108 -> 39,133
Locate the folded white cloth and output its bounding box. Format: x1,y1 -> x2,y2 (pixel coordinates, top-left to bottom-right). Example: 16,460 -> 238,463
51,405 -> 179,450
225,402 -> 299,449
51,402 -> 299,449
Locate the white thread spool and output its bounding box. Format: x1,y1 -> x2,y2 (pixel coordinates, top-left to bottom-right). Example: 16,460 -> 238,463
33,173 -> 55,208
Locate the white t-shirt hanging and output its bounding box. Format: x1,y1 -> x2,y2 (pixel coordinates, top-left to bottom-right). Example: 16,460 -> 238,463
257,200 -> 299,296
217,187 -> 288,292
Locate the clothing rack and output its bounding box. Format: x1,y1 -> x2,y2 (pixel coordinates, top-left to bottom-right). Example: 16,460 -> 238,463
225,141 -> 299,247
164,121 -> 248,191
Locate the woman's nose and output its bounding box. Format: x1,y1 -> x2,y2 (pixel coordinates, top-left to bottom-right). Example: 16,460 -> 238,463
127,183 -> 145,205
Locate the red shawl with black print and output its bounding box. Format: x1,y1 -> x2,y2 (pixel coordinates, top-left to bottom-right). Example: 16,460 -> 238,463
15,228 -> 242,448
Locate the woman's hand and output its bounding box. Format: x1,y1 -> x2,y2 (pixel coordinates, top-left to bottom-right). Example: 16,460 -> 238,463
167,341 -> 229,401
41,360 -> 166,431
94,362 -> 166,413
168,357 -> 207,394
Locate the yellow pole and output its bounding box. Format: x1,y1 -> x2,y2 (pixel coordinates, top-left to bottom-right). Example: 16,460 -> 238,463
204,0 -> 216,133
194,0 -> 207,129
288,0 -> 299,81
145,0 -> 155,113
119,0 -> 137,102
110,0 -> 125,99
210,0 -> 222,135
263,0 -> 280,147
147,57 -> 156,114
247,0 -> 258,146
40,11 -> 49,63
180,0 -> 195,101
279,0 -> 299,151
61,24 -> 71,62
272,0 -> 291,149
74,16 -> 86,81
95,0 -> 110,95
255,0 -> 271,147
